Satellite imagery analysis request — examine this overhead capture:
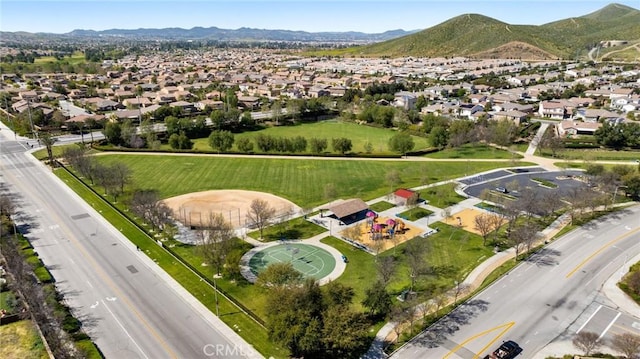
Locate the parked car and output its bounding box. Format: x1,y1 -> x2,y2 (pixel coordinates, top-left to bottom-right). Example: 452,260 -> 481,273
495,187 -> 508,193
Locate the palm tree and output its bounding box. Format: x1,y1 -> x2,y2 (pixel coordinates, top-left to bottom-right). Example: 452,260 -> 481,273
39,132 -> 58,167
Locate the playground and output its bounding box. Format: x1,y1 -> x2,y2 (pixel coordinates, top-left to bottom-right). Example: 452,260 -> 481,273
441,208 -> 494,235
341,214 -> 422,253
247,243 -> 336,281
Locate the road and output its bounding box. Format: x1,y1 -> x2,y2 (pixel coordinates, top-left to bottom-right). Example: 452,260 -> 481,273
0,127 -> 261,358
391,205 -> 640,359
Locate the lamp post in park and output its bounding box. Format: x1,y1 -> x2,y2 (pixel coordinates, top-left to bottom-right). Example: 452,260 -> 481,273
213,274 -> 219,317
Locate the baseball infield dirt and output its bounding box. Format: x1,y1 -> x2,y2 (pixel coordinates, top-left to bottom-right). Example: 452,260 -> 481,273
163,190 -> 301,229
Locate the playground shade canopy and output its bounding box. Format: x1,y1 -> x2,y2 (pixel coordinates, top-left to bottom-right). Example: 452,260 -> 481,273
325,199 -> 369,220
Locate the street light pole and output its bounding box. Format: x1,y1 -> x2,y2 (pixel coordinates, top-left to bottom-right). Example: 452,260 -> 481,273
213,275 -> 219,317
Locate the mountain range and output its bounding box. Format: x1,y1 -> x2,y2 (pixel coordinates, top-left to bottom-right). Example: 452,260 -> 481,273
2,3 -> 639,60
0,27 -> 418,44
340,3 -> 640,60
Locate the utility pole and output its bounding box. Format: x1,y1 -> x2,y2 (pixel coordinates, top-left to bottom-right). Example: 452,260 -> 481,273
26,99 -> 39,145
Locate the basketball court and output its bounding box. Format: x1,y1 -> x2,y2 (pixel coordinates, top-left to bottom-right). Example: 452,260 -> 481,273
248,243 -> 336,281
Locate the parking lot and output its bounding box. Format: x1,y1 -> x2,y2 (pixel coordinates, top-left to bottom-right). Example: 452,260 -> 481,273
462,169 -> 586,200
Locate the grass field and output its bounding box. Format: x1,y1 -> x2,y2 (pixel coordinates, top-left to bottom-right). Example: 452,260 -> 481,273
34,51 -> 86,64
190,120 -> 431,154
369,201 -> 396,213
425,144 -> 521,159
95,154 -> 514,207
247,216 -> 326,241
398,207 -> 434,221
542,148 -> 640,161
322,222 -> 493,306
420,183 -> 467,208
0,320 -> 48,359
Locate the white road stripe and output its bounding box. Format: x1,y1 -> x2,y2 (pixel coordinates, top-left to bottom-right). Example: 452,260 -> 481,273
577,305 -> 602,333
102,300 -> 149,359
599,312 -> 621,340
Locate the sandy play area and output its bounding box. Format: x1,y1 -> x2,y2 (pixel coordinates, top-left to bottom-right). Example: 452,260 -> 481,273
339,216 -> 422,253
163,190 -> 301,229
441,208 -> 498,235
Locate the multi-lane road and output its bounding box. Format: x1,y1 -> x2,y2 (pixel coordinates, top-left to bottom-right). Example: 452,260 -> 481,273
0,126 -> 261,358
392,205 -> 640,359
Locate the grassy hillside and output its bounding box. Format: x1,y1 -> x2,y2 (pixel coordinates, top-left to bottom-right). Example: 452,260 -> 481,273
326,3 -> 640,60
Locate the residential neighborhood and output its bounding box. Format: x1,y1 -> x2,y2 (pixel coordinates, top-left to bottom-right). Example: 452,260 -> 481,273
1,48 -> 639,140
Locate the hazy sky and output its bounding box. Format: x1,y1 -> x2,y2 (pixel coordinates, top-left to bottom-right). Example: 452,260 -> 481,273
1,0 -> 638,34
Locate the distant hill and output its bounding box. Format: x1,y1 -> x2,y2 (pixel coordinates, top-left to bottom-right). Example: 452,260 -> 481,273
1,26 -> 418,44
338,3 -> 640,60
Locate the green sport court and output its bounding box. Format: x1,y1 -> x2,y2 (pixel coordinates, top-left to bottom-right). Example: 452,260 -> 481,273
249,243 -> 336,280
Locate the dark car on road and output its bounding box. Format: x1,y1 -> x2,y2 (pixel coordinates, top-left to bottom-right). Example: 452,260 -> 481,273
483,340 -> 522,359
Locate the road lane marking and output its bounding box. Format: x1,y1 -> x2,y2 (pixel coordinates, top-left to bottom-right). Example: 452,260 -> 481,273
566,227 -> 640,278
102,300 -> 149,359
443,322 -> 515,359
42,195 -> 178,358
577,305 -> 602,333
599,312 -> 621,340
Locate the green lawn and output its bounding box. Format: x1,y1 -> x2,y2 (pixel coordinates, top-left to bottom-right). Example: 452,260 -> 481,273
425,144 -> 521,159
247,216 -> 326,241
369,201 -> 396,213
398,207 -> 433,221
95,154 -> 511,207
543,148 -> 640,161
190,120 -> 431,154
0,320 -> 48,359
322,222 -> 493,307
34,51 -> 86,64
420,183 -> 467,208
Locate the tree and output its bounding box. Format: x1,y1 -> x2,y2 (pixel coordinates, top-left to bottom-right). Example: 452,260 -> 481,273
331,137 -> 353,154
110,162 -> 131,194
538,127 -> 564,157
572,331 -> 602,356
429,125 -> 449,149
235,137 -> 254,153
323,281 -> 355,307
506,221 -> 537,260
474,213 -> 494,246
198,212 -> 235,276
256,262 -> 303,288
405,238 -> 428,292
595,121 -> 626,149
376,255 -> 396,286
622,173 -> 640,200
385,170 -> 402,194
362,280 -> 392,317
168,131 -> 193,150
309,137 -> 328,154
489,119 -> 518,147
388,132 -> 415,157
39,132 -> 58,166
610,332 -> 640,359
266,278 -> 325,357
322,307 -> 369,358
208,130 -> 234,153
246,198 -> 275,239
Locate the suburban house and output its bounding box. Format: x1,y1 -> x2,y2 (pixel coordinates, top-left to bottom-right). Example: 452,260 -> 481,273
575,108 -> 620,122
539,100 -> 568,119
556,120 -> 602,137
